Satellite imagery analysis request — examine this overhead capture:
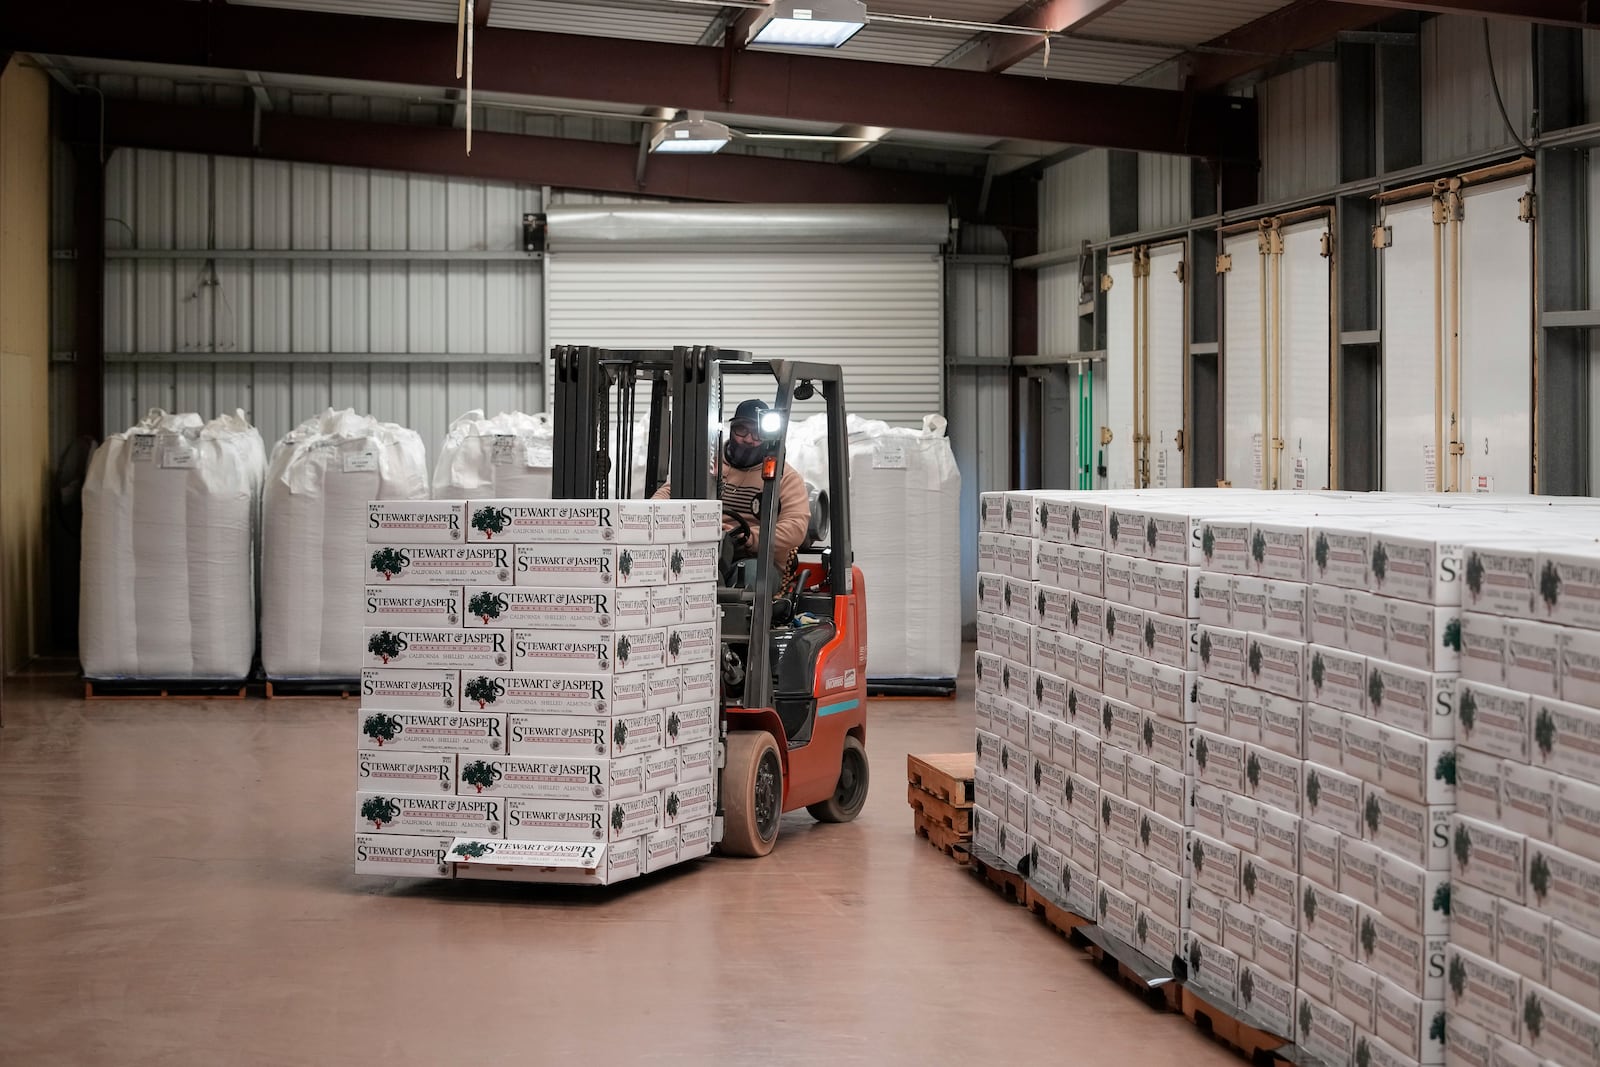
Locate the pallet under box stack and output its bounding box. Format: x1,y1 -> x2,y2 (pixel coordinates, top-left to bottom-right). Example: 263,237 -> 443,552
970,487 -> 1600,1067
354,497 -> 724,885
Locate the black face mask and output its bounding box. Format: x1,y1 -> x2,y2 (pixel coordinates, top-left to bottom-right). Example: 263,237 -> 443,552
724,437 -> 763,471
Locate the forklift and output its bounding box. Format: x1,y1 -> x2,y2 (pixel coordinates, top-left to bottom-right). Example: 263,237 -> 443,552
549,346 -> 870,857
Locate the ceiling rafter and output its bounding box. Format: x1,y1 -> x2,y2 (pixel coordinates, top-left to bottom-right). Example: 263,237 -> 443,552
1187,0 -> 1391,90
1337,0 -> 1600,28
937,0 -> 1134,74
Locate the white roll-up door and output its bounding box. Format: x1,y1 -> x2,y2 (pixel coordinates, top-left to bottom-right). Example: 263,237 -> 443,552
1147,241 -> 1186,488
543,206 -> 947,427
1380,176 -> 1532,493
1105,251 -> 1137,489
1223,231 -> 1265,489
1280,218 -> 1333,491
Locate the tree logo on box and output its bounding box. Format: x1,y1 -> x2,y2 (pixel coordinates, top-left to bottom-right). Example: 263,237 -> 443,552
1251,530 -> 1267,571
1315,532 -> 1330,575
1000,747 -> 1010,773
1189,939 -> 1204,980
616,635 -> 632,669
1105,607 -> 1117,638
1004,500 -> 1014,527
1371,542 -> 1389,587
461,761 -> 502,794
667,710 -> 682,742
1242,861 -> 1257,900
1530,851 -> 1552,904
1238,968 -> 1254,1007
1194,734 -> 1209,773
1145,518 -> 1158,553
670,549 -> 684,579
1443,618 -> 1462,652
452,841 -> 491,859
1448,954 -> 1468,1000
613,720 -> 630,752
1097,887 -> 1109,919
1248,641 -> 1263,679
1033,762 -> 1043,791
363,713 -> 402,746
1367,668 -> 1386,711
1035,676 -> 1045,706
1100,796 -> 1112,830
1191,838 -> 1205,875
1360,914 -> 1377,960
668,632 -> 682,661
1523,993 -> 1544,1042
1364,793 -> 1382,837
1063,778 -> 1075,807
1302,884 -> 1318,927
1535,707 -> 1557,762
1143,619 -> 1155,655
1136,913 -> 1148,946
1434,750 -> 1457,786
1060,865 -> 1072,896
465,676 -> 504,709
1432,882 -> 1451,917
1459,688 -> 1478,738
361,796 -> 401,829
469,591 -> 508,624
1355,1037 -> 1371,1067
1454,824 -> 1472,870
370,547 -> 409,581
1466,552 -> 1485,602
1142,719 -> 1155,753
1311,652 -> 1326,694
1101,704 -> 1114,736
1139,815 -> 1151,849
619,550 -> 634,581
367,631 -> 407,664
1540,560 -> 1562,615
611,804 -> 626,834
1068,690 -> 1078,720
1070,507 -> 1081,537
471,506 -> 510,539
1069,600 -> 1080,629
1246,752 -> 1261,792
1305,770 -> 1321,812
1201,526 -> 1216,563
1429,1012 -> 1446,1045
1297,999 -> 1313,1041
1036,589 -> 1047,622
1199,631 -> 1212,667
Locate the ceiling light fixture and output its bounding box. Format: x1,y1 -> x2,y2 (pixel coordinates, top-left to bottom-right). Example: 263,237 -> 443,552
650,112 -> 733,154
748,0 -> 868,49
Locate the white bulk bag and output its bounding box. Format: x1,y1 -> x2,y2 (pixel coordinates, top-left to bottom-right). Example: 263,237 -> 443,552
787,413 -> 962,683
80,408 -> 267,680
262,409 -> 428,679
432,409 -> 653,499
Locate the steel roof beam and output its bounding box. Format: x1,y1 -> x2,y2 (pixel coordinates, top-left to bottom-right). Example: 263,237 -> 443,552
1188,1 -> 1391,90
0,0 -> 1257,159
937,0 -> 1134,74
1337,0 -> 1600,28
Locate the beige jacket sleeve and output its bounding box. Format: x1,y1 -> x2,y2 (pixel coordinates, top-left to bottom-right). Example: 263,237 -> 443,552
763,465 -> 812,561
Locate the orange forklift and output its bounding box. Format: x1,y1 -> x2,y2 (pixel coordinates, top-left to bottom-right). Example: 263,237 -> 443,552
549,346 -> 869,857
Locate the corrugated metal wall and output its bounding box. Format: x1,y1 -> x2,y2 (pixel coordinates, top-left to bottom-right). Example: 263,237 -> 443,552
1040,151 -> 1110,253
1259,62 -> 1339,203
1421,14 -> 1533,163
945,226 -> 1010,630
1138,153 -> 1191,232
86,148 -> 545,459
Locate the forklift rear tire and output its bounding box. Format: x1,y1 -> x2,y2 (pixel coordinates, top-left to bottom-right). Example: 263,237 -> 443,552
807,735 -> 869,824
721,730 -> 783,857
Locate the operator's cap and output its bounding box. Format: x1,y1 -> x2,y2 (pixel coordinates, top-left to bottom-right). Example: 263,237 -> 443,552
731,399 -> 769,426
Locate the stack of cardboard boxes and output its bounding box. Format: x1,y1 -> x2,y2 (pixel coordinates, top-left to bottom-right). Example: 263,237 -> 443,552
1448,534 -> 1600,1067
354,498 -> 723,884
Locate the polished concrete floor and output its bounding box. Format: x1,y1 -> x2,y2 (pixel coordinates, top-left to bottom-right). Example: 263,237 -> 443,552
0,668 -> 1241,1066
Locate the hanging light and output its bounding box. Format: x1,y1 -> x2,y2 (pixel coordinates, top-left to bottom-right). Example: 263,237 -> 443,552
649,112 -> 733,154
748,0 -> 868,49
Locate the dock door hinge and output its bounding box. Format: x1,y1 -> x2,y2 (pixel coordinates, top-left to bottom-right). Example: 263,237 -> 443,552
1215,253 -> 1232,274
1371,225 -> 1392,250
1519,192 -> 1536,223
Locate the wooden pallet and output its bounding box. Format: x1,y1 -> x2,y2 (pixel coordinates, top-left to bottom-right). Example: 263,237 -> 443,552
264,679 -> 357,700
968,848 -> 1028,905
906,784 -> 973,833
912,810 -> 971,862
84,679 -> 247,701
907,752 -> 974,808
1180,986 -> 1291,1065
1024,885 -> 1091,941
1082,932 -> 1181,1013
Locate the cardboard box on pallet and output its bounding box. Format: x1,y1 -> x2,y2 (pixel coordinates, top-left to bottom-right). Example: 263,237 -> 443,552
1256,804 -> 1301,870
356,793 -> 504,837
505,797 -> 607,842
1222,898 -> 1257,961
1309,643 -> 1368,716
1300,819 -> 1343,891
1373,974 -> 1446,1065
353,833 -> 454,878
456,756 -> 610,801
1495,898 -> 1552,987
1446,947 -> 1523,1042
1530,694 -> 1600,786
1527,842 -> 1600,933
362,628 -> 511,671
1461,611 -> 1510,686
1549,921 -> 1600,1012
1376,790 -> 1452,872
367,501 -> 465,543
1377,853 -> 1451,936
366,544 -> 513,586
508,711 -> 661,760
357,750 -> 456,794
1366,659 -> 1456,740
464,500 -> 654,544
1339,836 -> 1384,909
1296,989 -> 1357,1067
1242,856 -> 1299,929
1235,962 -> 1295,1040
1302,878 -> 1362,957
1452,815 -> 1527,903
511,544 -> 630,587
365,586 -> 465,629
357,707 -> 503,755
1186,936 -> 1239,1003
1560,623 -> 1600,709
508,631 -> 650,675
1499,760 -> 1556,840
1334,954 -> 1381,1032
1522,982 -> 1600,1067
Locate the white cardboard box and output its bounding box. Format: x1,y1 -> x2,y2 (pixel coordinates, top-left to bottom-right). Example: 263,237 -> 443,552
1495,898 -> 1552,987
1248,743 -> 1304,817
1136,907 -> 1184,970
1367,658 -> 1456,739
1377,852 -> 1451,936
1531,694 -> 1600,785
1222,898 -> 1258,961
465,500 -> 653,544
1457,680 -> 1531,761
509,631 -> 647,675
1193,676 -> 1231,735
1199,517 -> 1253,575
1386,599 -> 1461,674
1187,936 -> 1240,1003
1194,729 -> 1248,794
364,586 -> 464,629
1305,703 -> 1347,769
1560,623 -> 1600,709
353,833 -> 453,878
464,673 -> 626,717
1223,790 -> 1261,853
1190,782 -> 1228,840
1555,769 -> 1600,861
366,544 -> 513,586
1245,855 -> 1301,930
1197,571 -> 1233,626
1499,760 -> 1556,841
1369,909 -> 1448,1000
1264,580 -> 1311,642
1443,1015 -> 1492,1067
1376,790 -> 1452,872
1367,530 -> 1467,606
510,711 -> 661,760
1302,878 -> 1362,956
1149,759 -> 1187,823
1340,836 -> 1384,908
1310,583 -> 1351,646
357,707 -> 503,755
1297,988 -> 1356,1067
1461,611 -> 1510,686
1549,921 -> 1600,1013
1235,963 -> 1295,1042
666,543 -> 719,586
1453,814 -> 1527,903
505,797 -> 608,843
1190,831 -> 1242,901
664,702 -> 715,748
607,793 -> 662,841
679,817 -> 715,861
1145,862 -> 1187,928
1373,974 -> 1445,1065
1253,913 -> 1299,984
1343,712 -> 1387,787
1528,842 -> 1600,933
1248,633 -> 1305,701
1449,883 -> 1499,960
1225,685 -> 1264,745
1300,819 -> 1344,891
1378,725 -> 1455,806
457,756 -> 610,801
1256,805 -> 1301,871
1097,882 -> 1140,946
1455,746 -> 1503,822
1198,625 -> 1249,685
367,501 -> 464,544
1348,590 -> 1391,658
1304,761 -> 1366,839
1257,693 -> 1306,760
642,827 -> 680,873
1335,954 -> 1380,1031
357,793 -> 504,837
363,628 -> 511,671
1506,620 -> 1564,699
1309,643 -> 1368,716
511,544 -> 629,587
357,750 -> 455,794
475,589 -> 655,633
359,664 -> 464,714
665,622 -> 718,667
662,779 -> 715,829
1447,947 -> 1523,1044
1522,982 -> 1600,1067
1188,885 -> 1226,944
1230,575 -> 1270,633
1542,546 -> 1600,631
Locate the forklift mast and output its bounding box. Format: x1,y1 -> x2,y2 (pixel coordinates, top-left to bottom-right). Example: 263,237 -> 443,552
547,345 -> 854,716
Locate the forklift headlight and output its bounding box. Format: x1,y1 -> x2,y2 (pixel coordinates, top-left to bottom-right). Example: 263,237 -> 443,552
759,410 -> 784,441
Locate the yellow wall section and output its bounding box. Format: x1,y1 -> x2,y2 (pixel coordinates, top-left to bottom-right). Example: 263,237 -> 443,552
0,62 -> 51,672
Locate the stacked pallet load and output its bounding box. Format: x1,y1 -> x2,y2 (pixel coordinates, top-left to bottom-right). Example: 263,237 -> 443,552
354,497 -> 724,884
970,487 -> 1600,1067
907,752 -> 975,861
1446,530 -> 1600,1067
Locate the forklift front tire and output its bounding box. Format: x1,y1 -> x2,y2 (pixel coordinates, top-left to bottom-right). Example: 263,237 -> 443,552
720,730 -> 783,857
807,735 -> 870,824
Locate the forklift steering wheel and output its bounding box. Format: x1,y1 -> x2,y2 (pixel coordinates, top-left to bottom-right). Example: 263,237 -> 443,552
723,509 -> 753,548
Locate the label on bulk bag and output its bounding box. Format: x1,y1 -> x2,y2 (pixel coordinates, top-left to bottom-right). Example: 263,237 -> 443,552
160,443 -> 198,469
131,437 -> 156,463
872,441 -> 907,469
342,451 -> 378,473
490,435 -> 521,466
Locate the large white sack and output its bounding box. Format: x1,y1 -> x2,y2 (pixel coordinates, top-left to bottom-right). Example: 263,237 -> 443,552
787,413 -> 962,682
432,409 -> 654,500
262,409 -> 428,679
80,408 -> 267,679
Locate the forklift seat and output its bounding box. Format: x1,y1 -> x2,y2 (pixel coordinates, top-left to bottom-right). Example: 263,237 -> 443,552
771,618 -> 837,745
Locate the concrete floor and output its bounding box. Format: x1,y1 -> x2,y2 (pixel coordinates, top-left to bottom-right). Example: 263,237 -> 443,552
0,670 -> 1240,1066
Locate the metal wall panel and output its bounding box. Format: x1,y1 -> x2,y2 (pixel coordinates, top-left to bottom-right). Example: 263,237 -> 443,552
1280,218 -> 1333,491
1038,261 -> 1081,357
1040,151 -> 1110,253
1104,250 -> 1137,489
1223,230 -> 1265,489
1259,62 -> 1339,204
545,251 -> 943,427
1139,155 -> 1192,233
1421,15 -> 1533,164
1147,241 -> 1186,487
1380,196 -> 1445,491
93,149 -> 546,457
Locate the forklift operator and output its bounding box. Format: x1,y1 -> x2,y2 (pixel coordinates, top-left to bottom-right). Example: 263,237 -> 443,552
653,398 -> 811,567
